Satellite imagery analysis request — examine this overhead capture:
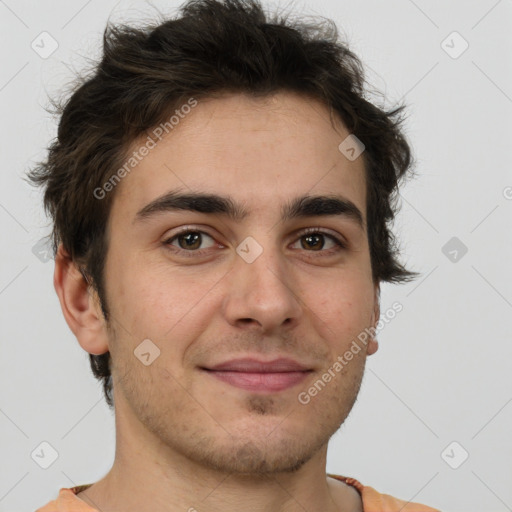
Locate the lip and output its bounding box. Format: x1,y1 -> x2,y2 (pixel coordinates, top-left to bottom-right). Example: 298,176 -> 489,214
202,357 -> 313,393
206,357 -> 310,373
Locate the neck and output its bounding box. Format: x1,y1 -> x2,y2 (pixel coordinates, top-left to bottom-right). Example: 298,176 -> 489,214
77,435 -> 361,512
76,395 -> 362,512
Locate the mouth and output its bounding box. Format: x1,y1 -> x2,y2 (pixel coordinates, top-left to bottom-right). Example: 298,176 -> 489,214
200,357 -> 313,393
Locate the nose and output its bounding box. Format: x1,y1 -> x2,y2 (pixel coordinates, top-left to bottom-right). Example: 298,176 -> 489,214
222,244 -> 302,334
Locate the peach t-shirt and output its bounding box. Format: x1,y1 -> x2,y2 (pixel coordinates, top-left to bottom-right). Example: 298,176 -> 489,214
35,474 -> 440,511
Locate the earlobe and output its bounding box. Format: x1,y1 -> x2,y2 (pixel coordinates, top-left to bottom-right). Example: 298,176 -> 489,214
53,244 -> 109,355
366,284 -> 380,356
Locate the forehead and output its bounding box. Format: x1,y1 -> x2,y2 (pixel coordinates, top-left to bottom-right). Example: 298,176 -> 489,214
111,91 -> 367,224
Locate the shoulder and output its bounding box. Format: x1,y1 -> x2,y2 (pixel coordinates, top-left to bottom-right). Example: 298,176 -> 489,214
327,474 -> 441,512
35,485 -> 96,512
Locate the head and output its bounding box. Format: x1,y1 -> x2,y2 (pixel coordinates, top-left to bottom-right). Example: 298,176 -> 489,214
28,0 -> 417,475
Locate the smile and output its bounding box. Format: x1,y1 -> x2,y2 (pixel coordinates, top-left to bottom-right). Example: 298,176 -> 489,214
201,357 -> 313,393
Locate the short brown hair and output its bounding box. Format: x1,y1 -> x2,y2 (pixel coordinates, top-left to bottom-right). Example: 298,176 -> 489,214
27,0 -> 418,409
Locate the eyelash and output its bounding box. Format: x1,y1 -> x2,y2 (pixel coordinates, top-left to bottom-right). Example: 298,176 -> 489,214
162,226 -> 346,258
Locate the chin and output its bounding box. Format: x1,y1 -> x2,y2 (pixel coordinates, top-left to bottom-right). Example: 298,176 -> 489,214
186,434 -> 323,475
175,408 -> 338,476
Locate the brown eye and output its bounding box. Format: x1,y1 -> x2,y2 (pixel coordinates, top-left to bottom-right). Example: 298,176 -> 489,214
166,231 -> 216,251
178,232 -> 202,250
301,234 -> 325,251
290,230 -> 344,254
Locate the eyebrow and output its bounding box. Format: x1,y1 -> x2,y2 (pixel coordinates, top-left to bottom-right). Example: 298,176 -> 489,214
134,190 -> 364,230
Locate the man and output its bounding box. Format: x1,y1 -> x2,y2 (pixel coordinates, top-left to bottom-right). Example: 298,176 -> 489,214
30,0 -> 440,510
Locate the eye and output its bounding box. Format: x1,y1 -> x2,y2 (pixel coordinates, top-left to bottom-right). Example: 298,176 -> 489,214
165,230 -> 217,251
290,230 -> 345,252
162,228 -> 345,259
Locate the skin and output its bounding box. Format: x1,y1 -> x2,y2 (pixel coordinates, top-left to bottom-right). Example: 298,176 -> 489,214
55,91 -> 380,512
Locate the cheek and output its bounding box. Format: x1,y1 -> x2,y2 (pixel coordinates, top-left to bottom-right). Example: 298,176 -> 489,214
300,271 -> 374,346
110,258 -> 224,344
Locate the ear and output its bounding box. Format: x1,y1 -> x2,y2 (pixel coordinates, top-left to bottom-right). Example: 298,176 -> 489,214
53,244 -> 109,355
366,283 -> 380,356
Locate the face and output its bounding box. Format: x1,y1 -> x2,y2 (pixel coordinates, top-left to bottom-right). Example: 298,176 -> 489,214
100,91 -> 379,475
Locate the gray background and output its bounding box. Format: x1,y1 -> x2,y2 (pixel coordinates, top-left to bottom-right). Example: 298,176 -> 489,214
1,1 -> 511,511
